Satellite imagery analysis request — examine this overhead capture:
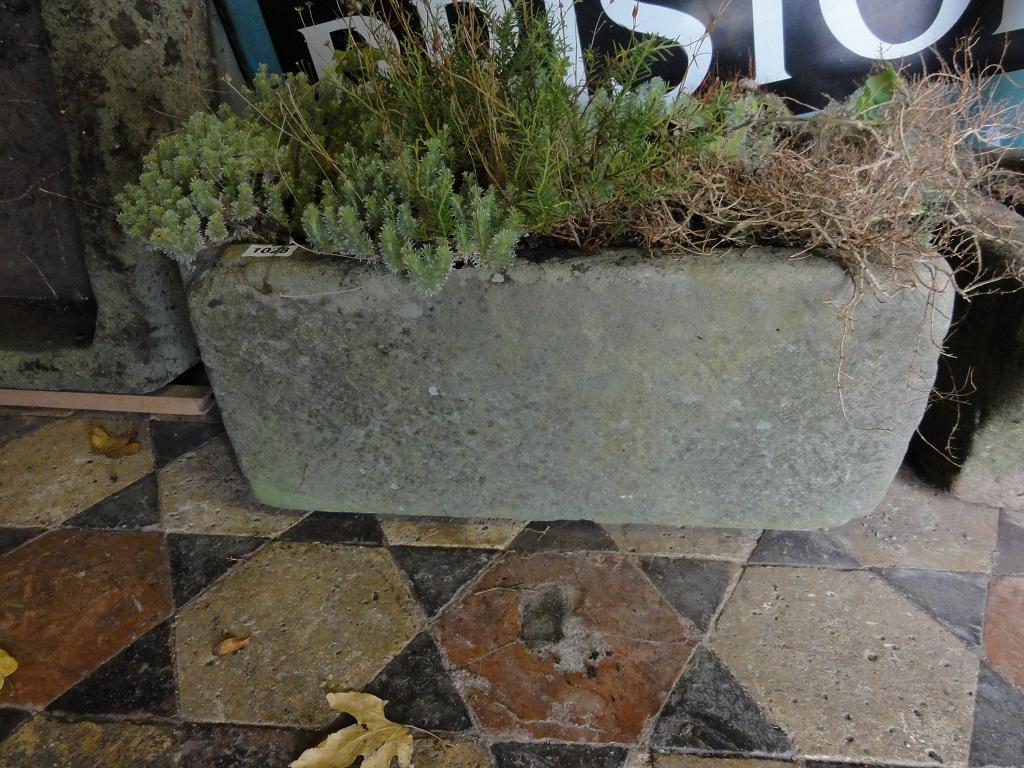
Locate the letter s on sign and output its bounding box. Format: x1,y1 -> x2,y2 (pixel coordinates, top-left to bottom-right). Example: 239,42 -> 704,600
599,0 -> 713,102
820,0 -> 970,60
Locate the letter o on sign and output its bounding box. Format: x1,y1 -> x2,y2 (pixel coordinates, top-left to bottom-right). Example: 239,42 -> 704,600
820,0 -> 970,60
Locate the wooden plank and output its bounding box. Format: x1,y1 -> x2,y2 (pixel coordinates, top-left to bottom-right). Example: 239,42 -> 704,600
0,385 -> 214,416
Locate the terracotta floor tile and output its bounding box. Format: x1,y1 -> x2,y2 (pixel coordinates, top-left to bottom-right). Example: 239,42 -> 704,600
380,515 -> 525,549
0,529 -> 172,707
0,718 -> 179,767
0,416 -> 154,527
830,469 -> 998,572
158,436 -> 306,537
605,524 -> 761,561
175,541 -> 422,727
437,552 -> 696,744
984,575 -> 1024,689
709,566 -> 978,765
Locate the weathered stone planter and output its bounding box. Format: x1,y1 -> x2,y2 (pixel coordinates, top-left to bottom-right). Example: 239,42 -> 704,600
188,246 -> 953,529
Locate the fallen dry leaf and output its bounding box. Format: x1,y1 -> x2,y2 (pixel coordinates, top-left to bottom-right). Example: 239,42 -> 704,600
214,635 -> 251,656
0,648 -> 18,691
89,424 -> 141,459
290,691 -> 413,768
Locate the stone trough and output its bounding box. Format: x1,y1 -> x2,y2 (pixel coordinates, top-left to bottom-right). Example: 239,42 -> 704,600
187,246 -> 954,528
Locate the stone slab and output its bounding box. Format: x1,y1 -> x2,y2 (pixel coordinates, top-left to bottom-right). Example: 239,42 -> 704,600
189,248 -> 952,528
709,566 -> 978,764
952,382 -> 1024,510
0,0 -> 213,391
174,541 -> 421,727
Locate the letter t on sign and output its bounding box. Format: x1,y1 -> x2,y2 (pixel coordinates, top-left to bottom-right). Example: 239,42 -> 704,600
751,0 -> 791,85
598,0 -> 713,102
997,0 -> 1024,33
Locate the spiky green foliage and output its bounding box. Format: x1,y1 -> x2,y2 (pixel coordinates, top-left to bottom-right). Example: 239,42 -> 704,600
118,1 -> 726,289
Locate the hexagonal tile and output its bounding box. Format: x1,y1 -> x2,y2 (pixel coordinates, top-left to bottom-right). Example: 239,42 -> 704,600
0,416 -> 154,527
708,567 -> 978,764
0,718 -> 178,767
0,529 -> 172,707
830,470 -> 998,573
437,552 -> 696,744
159,436 -> 305,537
985,575 -> 1024,689
175,541 -> 422,727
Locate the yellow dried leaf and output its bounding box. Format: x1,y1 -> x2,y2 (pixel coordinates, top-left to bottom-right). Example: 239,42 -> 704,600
213,635 -> 251,656
0,648 -> 17,691
89,424 -> 141,459
290,692 -> 413,768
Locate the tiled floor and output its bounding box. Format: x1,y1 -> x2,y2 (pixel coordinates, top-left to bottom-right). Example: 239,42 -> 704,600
0,410 -> 1022,767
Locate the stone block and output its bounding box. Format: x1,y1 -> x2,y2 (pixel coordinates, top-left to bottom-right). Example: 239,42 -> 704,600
188,247 -> 953,528
0,0 -> 216,392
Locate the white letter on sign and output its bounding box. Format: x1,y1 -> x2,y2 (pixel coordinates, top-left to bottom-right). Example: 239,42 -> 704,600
820,0 -> 970,59
751,0 -> 791,84
298,16 -> 399,79
599,0 -> 712,101
544,0 -> 589,104
996,0 -> 1024,33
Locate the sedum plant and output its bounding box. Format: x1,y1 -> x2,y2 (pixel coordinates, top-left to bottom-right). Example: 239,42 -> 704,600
118,0 -> 1024,294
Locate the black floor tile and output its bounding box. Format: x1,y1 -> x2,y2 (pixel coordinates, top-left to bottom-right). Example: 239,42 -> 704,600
166,533 -> 266,608
0,709 -> 30,742
177,723 -> 320,768
48,622 -> 176,718
365,633 -> 473,732
151,420 -> 225,469
748,530 -> 860,568
62,474 -> 159,530
508,520 -> 618,552
389,545 -> 496,616
0,527 -> 44,558
877,568 -> 987,647
995,511 -> 1024,576
970,662 -> 1024,767
279,511 -> 385,546
652,645 -> 792,753
492,742 -> 628,768
639,557 -> 738,632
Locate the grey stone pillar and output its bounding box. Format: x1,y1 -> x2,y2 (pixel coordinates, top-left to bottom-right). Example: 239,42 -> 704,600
0,0 -> 216,393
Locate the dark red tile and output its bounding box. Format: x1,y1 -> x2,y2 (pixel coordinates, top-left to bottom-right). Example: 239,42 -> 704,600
0,529 -> 172,707
985,575 -> 1024,688
437,552 -> 695,743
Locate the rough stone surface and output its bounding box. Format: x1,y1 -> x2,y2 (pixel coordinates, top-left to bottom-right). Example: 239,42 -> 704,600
175,541 -> 421,727
0,0 -> 212,391
953,383 -> 1024,509
189,248 -> 953,528
710,566 -> 978,764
